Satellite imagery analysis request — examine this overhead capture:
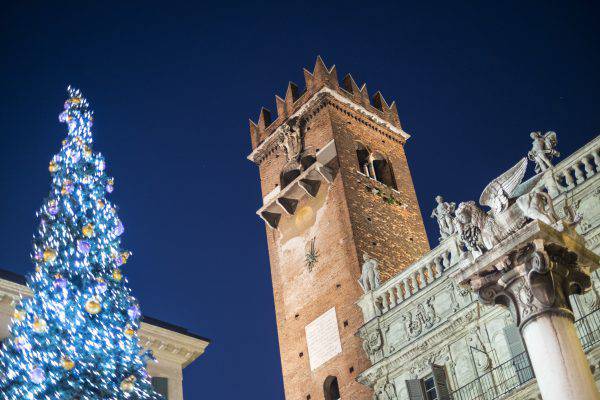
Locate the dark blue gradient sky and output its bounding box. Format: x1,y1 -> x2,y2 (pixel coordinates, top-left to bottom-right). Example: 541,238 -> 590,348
1,1 -> 599,398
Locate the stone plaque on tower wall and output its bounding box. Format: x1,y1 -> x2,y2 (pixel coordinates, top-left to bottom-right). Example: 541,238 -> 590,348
305,307 -> 342,371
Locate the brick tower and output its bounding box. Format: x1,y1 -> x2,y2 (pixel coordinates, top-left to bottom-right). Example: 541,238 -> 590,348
248,57 -> 430,400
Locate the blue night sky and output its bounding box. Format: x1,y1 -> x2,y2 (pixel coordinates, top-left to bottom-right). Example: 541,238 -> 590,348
1,1 -> 599,398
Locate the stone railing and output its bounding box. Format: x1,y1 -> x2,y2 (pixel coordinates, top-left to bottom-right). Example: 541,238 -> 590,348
450,352 -> 535,400
539,135 -> 600,197
364,236 -> 462,318
575,306 -> 600,352
358,135 -> 600,323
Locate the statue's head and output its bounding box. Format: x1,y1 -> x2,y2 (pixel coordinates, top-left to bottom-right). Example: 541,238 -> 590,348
435,195 -> 443,203
455,202 -> 473,224
362,252 -> 370,262
530,131 -> 541,139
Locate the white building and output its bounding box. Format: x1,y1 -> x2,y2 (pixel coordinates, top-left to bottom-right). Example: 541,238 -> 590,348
356,135 -> 600,399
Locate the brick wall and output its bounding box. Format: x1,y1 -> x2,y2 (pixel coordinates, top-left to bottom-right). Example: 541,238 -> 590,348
249,58 -> 430,400
330,104 -> 430,281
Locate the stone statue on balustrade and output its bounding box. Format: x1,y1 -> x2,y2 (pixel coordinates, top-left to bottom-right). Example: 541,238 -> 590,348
359,253 -> 381,293
528,131 -> 560,173
431,195 -> 456,241
454,157 -> 566,258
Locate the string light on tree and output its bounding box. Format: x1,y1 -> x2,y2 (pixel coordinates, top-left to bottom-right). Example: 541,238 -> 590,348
0,87 -> 163,399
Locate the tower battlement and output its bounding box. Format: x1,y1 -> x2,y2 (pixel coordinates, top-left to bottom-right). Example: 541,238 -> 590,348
249,56 -> 403,153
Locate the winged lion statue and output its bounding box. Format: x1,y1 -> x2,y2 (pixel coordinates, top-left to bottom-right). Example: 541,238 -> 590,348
454,158 -> 562,257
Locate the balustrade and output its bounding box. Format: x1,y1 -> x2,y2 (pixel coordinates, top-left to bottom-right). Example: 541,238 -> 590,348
542,137 -> 600,195
368,137 -> 600,317
582,156 -> 595,177
370,241 -> 458,314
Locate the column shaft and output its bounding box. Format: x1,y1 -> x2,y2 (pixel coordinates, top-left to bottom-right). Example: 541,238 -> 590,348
522,314 -> 599,400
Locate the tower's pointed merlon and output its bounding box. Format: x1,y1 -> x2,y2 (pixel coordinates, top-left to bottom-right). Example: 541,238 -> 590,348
248,57 -> 407,159
257,107 -> 272,131
285,82 -> 300,105
305,55 -> 339,91
359,83 -> 370,109
249,119 -> 260,149
342,74 -> 361,97
372,91 -> 389,112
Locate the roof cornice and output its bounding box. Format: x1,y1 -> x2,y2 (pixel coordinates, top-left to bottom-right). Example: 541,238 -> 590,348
247,87 -> 410,164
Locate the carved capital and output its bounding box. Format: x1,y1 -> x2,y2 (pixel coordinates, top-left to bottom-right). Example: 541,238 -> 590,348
476,240 -> 591,329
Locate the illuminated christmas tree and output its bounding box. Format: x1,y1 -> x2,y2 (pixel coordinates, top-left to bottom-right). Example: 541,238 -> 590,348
0,87 -> 162,399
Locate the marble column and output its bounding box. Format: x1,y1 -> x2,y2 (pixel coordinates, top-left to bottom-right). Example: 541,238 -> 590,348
456,222 -> 600,400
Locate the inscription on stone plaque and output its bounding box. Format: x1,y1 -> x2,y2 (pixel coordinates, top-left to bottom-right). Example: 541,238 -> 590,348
305,307 -> 342,371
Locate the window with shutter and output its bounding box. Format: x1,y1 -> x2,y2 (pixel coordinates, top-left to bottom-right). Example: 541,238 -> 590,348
503,324 -> 526,357
431,364 -> 451,400
406,378 -> 426,400
503,324 -> 533,385
151,376 -> 169,399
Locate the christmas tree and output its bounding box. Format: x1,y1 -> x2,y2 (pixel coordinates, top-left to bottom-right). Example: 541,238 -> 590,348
0,87 -> 163,399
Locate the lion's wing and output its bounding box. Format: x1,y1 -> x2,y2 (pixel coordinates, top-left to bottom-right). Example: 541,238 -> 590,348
480,158 -> 528,207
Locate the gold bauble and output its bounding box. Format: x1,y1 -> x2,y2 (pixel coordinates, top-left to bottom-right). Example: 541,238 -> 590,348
96,200 -> 105,209
85,298 -> 102,315
120,375 -> 136,393
82,223 -> 94,238
61,180 -> 73,195
61,357 -> 75,370
48,161 -> 59,173
112,269 -> 123,282
124,325 -> 136,338
13,309 -> 25,321
43,248 -> 57,263
32,318 -> 48,333
83,146 -> 92,158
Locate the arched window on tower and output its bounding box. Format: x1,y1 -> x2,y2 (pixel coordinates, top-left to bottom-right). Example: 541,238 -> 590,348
356,143 -> 371,177
372,153 -> 397,189
324,376 -> 341,400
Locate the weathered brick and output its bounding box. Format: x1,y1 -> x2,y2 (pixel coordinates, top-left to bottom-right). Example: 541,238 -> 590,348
249,59 -> 430,400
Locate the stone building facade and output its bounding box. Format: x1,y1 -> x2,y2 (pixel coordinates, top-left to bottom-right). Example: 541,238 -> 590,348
249,57 -> 600,399
0,269 -> 210,400
356,135 -> 600,400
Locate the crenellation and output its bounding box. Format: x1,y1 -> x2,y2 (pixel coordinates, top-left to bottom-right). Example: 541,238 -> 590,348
248,57 -> 404,156
275,95 -> 286,121
257,107 -> 272,131
371,91 -> 389,113
285,81 -> 301,106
